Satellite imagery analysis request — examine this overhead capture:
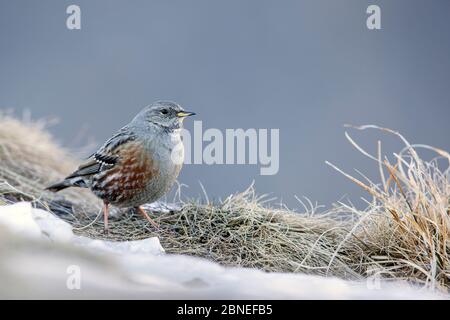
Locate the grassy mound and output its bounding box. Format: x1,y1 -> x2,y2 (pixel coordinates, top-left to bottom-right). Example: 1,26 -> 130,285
73,188 -> 359,278
0,113 -> 448,291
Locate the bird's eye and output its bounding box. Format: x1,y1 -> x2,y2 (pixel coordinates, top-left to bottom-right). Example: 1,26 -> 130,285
160,109 -> 169,115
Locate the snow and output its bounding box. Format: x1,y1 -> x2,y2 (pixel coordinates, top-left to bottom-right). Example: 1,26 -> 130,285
74,236 -> 165,255
0,202 -> 42,238
0,202 -> 446,299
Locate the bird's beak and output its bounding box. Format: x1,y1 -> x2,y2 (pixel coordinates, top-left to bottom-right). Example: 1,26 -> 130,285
177,111 -> 196,118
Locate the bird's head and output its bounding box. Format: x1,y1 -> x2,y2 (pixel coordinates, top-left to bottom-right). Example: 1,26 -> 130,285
133,101 -> 195,130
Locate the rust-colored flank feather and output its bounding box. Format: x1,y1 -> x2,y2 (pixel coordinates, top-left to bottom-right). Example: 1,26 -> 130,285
92,141 -> 159,205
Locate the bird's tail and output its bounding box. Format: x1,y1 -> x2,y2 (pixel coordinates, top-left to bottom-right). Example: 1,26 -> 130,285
46,177 -> 88,192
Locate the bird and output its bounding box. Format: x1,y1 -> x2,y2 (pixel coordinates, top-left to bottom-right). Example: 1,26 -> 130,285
46,101 -> 195,232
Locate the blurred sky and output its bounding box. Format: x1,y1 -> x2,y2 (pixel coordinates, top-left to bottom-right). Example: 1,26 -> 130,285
1,0 -> 450,209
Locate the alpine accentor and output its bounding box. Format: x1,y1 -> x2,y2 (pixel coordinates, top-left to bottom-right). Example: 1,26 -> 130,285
47,101 -> 195,231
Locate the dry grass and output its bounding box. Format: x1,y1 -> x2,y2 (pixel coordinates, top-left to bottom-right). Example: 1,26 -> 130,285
0,113 -> 101,215
0,114 -> 449,291
327,125 -> 450,291
72,187 -> 360,278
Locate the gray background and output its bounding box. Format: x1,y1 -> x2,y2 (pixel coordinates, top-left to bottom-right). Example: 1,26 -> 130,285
1,0 -> 449,209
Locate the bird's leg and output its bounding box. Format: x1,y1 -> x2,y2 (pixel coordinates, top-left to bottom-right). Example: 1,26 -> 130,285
137,206 -> 159,229
103,202 -> 109,233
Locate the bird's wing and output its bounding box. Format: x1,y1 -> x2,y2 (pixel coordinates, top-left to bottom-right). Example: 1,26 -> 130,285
66,127 -> 137,179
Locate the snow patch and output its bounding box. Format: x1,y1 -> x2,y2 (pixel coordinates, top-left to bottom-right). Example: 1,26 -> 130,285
0,202 -> 42,238
0,202 -> 447,299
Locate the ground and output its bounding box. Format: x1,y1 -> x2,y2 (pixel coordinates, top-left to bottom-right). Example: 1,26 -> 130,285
0,202 -> 444,299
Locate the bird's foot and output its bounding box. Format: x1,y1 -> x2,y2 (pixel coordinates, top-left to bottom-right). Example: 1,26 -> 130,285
137,206 -> 160,229
103,202 -> 110,234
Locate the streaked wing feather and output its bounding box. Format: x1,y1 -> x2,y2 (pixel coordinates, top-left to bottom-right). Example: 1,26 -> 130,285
66,127 -> 137,179
66,159 -> 102,178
